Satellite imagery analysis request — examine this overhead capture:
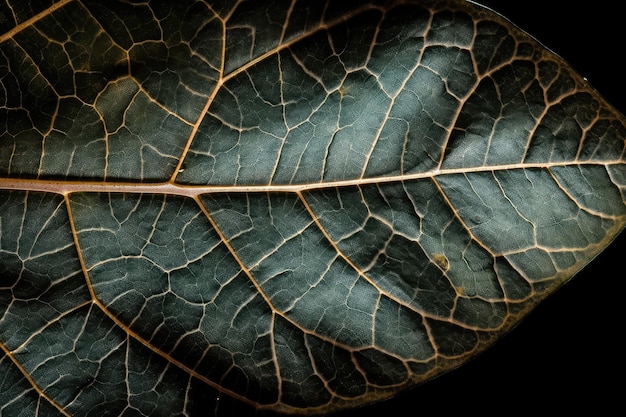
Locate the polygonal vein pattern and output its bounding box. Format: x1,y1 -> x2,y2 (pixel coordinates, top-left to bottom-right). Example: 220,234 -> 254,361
0,0 -> 625,415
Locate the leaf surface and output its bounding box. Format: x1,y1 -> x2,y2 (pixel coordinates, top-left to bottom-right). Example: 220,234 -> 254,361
1,0 -> 625,415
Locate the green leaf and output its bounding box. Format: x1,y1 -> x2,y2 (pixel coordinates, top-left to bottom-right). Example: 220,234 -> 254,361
1,0 -> 624,415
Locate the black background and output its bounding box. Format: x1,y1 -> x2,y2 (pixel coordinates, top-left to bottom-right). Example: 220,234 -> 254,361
337,1 -> 625,415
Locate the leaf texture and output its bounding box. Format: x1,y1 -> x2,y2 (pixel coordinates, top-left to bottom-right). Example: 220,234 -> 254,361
0,0 -> 625,415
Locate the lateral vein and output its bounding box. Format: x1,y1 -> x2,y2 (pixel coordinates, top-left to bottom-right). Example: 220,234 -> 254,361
0,0 -> 75,44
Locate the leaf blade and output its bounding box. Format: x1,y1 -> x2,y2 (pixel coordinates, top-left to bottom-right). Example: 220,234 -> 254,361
1,0 -> 624,415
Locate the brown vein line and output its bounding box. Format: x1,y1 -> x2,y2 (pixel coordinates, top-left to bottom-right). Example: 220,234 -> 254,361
171,0 -> 388,184
220,1 -> 385,84
300,334 -> 344,401
398,181 -> 464,299
194,194 -> 350,413
192,196 -> 380,400
0,310 -> 85,417
191,195 -> 284,403
0,346 -> 71,416
268,53 -> 288,183
426,175 -> 522,328
63,190 -> 261,408
171,3 -> 228,182
360,9 -> 431,179
64,193 -> 99,302
278,0 -> 296,45
89,297 -> 260,411
436,30 -> 586,171
192,192 -> 408,360
547,166 -> 626,220
64,198 -> 227,405
295,190 -> 487,336
170,81 -> 222,183
191,195 -> 346,413
85,286 -> 260,409
1,161 -> 621,197
0,0 -> 75,44
431,174 -> 499,258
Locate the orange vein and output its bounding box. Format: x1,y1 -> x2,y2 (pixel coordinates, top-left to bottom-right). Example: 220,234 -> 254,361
0,0 -> 75,44
0,341 -> 72,416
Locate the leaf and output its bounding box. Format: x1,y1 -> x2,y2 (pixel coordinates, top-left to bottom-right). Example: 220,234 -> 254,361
0,0 -> 624,415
